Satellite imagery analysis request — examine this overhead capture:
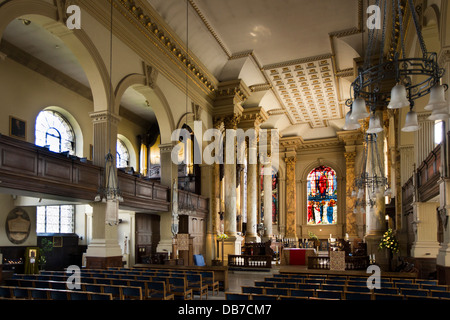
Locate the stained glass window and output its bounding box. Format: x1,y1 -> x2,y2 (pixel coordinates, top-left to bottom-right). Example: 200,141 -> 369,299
35,110 -> 75,154
307,166 -> 337,225
116,139 -> 130,168
36,205 -> 74,234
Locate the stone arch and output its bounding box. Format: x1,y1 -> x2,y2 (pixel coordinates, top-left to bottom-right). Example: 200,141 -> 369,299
114,73 -> 175,145
0,0 -> 110,112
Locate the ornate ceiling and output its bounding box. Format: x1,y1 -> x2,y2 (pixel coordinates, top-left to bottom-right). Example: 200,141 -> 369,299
147,0 -> 365,138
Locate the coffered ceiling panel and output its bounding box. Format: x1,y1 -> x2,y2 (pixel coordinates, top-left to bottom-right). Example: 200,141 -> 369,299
265,57 -> 341,128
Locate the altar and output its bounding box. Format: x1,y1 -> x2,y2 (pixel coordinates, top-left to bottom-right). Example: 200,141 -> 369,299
281,248 -> 316,265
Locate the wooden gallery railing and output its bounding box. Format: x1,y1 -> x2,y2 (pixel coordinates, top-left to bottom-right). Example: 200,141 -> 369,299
227,255 -> 272,269
0,135 -> 170,212
308,256 -> 370,270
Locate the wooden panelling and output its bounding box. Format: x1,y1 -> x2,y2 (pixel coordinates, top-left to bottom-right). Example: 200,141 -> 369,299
0,135 -> 170,212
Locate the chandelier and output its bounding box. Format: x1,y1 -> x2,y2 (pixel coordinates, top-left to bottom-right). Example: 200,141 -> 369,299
353,133 -> 390,212
94,152 -> 124,204
344,0 -> 448,132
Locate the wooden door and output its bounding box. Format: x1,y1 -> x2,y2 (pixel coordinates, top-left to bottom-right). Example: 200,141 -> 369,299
135,213 -> 160,264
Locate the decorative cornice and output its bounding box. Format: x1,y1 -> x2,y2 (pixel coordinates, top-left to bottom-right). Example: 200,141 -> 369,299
117,0 -> 216,94
188,0 -> 231,58
262,53 -> 333,71
298,137 -> 343,150
249,83 -> 272,92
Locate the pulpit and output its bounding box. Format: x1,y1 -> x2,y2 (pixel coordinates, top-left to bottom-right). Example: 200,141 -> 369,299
176,233 -> 194,266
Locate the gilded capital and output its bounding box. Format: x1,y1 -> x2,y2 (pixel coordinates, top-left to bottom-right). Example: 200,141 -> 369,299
285,156 -> 297,165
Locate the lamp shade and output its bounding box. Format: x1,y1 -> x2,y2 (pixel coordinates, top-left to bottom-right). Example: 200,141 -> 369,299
428,106 -> 449,121
387,84 -> 410,109
425,85 -> 447,111
343,111 -> 361,130
401,110 -> 420,132
366,114 -> 383,133
349,98 -> 369,120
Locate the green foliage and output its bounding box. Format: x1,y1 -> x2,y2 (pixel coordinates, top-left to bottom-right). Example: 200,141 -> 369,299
379,229 -> 399,253
39,238 -> 54,266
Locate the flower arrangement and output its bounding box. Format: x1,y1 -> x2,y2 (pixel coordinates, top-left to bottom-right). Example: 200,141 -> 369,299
379,228 -> 399,253
308,231 -> 318,240
217,233 -> 228,240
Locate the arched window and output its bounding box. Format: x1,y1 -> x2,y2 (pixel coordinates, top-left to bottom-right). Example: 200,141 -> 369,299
307,166 -> 337,225
35,110 -> 75,154
117,138 -> 130,168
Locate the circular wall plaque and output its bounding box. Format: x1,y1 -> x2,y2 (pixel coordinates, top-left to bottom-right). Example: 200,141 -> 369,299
5,207 -> 31,244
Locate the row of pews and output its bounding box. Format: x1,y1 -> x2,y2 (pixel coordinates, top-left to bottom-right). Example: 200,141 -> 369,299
225,272 -> 450,300
0,267 -> 220,300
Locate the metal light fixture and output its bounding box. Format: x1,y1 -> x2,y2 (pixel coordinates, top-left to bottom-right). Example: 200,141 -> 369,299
344,0 -> 448,133
94,0 -> 123,226
353,133 -> 389,210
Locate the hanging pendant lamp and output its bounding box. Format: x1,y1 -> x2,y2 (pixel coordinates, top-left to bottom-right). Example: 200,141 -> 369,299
425,84 -> 448,111
349,97 -> 369,121
401,110 -> 420,132
387,84 -> 410,109
343,110 -> 361,130
366,113 -> 383,133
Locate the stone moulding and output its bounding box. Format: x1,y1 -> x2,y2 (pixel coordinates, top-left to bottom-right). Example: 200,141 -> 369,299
117,0 -> 216,95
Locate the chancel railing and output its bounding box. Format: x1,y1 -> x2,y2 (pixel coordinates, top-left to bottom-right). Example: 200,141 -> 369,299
308,255 -> 369,270
228,255 -> 272,269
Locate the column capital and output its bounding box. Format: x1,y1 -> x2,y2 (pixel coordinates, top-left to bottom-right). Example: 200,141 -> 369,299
344,151 -> 356,164
238,107 -> 269,131
89,110 -> 122,125
285,156 -> 297,165
158,142 -> 177,153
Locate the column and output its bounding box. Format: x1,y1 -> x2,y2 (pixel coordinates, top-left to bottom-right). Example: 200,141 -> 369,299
262,158 -> 273,242
364,129 -> 389,271
285,156 -> 297,240
238,107 -> 268,242
411,202 -> 440,257
246,138 -> 259,241
85,111 -> 123,269
156,142 -> 178,254
344,151 -> 357,238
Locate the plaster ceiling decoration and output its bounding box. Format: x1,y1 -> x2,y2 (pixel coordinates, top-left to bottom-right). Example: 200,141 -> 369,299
264,56 -> 341,128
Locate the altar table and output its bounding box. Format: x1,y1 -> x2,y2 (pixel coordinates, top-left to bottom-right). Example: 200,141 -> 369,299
281,248 -> 316,265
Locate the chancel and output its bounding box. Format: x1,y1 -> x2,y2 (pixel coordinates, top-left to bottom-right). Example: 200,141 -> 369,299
0,0 -> 449,304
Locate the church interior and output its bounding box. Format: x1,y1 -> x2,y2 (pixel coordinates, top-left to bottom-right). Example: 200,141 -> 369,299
0,0 -> 450,304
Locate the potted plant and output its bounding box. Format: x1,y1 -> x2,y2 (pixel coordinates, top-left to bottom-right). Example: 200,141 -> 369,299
378,228 -> 399,271
39,238 -> 54,270
308,231 -> 320,248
